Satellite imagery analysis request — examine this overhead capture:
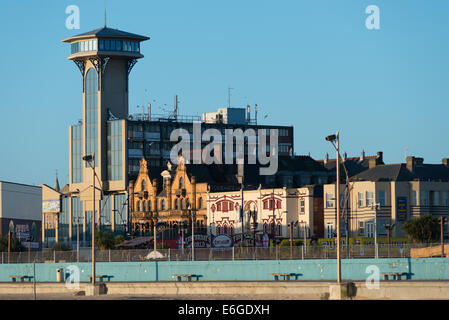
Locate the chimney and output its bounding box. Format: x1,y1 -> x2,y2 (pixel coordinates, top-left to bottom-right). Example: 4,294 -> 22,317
376,151 -> 383,164
406,156 -> 424,172
324,152 -> 329,165
246,105 -> 251,124
369,158 -> 377,169
343,152 -> 347,161
443,158 -> 449,166
360,150 -> 365,161
148,103 -> 151,121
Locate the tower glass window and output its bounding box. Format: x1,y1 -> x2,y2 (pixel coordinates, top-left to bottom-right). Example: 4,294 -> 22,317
101,198 -> 112,231
59,197 -> 70,244
71,197 -> 83,242
107,120 -> 123,180
85,68 -> 98,164
71,124 -> 83,183
114,194 -> 128,233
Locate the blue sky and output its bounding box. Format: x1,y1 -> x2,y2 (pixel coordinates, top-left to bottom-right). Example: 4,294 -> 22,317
0,0 -> 449,187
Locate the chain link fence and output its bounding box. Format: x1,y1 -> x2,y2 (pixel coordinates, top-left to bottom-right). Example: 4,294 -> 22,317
0,243 -> 441,263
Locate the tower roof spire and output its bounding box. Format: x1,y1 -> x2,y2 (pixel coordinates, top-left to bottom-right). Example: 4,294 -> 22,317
54,170 -> 60,192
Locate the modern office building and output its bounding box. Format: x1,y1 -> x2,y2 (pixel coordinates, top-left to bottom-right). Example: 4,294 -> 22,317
51,25 -> 294,246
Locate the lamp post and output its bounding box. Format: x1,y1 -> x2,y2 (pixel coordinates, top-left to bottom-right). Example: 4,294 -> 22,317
82,153 -> 96,287
189,204 -> 195,261
371,203 -> 380,259
210,222 -> 215,248
441,217 -> 447,257
383,222 -> 395,258
325,132 -> 341,283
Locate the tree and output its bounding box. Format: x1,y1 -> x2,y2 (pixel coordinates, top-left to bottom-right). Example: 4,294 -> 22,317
0,236 -> 25,252
95,231 -> 125,250
403,214 -> 440,244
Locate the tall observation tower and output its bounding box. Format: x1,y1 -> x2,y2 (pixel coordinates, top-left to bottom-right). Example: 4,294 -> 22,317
62,26 -> 149,225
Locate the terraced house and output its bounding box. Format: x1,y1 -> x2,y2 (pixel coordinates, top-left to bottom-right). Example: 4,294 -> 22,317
323,156 -> 449,239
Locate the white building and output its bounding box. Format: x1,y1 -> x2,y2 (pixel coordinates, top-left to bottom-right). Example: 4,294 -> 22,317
207,185 -> 323,245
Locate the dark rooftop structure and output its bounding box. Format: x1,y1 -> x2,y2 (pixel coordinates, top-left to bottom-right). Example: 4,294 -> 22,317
351,156 -> 449,182
62,26 -> 150,42
317,151 -> 384,182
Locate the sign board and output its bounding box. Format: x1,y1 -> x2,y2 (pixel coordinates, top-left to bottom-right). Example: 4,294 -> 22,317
262,232 -> 270,248
184,235 -> 211,248
212,234 -> 233,248
21,242 -> 40,249
15,224 -> 30,240
42,200 -> 60,213
396,197 -> 407,221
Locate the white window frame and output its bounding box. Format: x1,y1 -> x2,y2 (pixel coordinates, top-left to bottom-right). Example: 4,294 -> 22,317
358,192 -> 364,208
326,193 -> 334,208
366,191 -> 374,207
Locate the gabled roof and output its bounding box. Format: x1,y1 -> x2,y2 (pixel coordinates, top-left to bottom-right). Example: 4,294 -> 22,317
62,27 -> 150,42
351,163 -> 449,182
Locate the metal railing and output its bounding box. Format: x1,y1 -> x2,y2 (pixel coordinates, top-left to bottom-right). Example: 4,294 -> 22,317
0,243 -> 440,264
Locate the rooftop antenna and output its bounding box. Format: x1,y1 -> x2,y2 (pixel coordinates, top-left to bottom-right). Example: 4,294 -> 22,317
228,87 -> 233,108
104,2 -> 107,27
255,104 -> 258,125
174,95 -> 178,120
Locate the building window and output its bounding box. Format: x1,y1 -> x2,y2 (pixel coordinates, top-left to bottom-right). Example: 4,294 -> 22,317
326,223 -> 334,238
358,221 -> 365,236
432,191 -> 440,206
71,125 -> 83,183
411,190 -> 418,206
443,192 -> 449,207
300,200 -> 305,214
378,191 -> 386,206
326,193 -> 334,208
358,192 -> 364,208
180,198 -> 185,210
148,200 -> 152,212
179,177 -> 184,189
174,199 -> 179,210
421,191 -> 429,206
85,68 -> 98,164
161,199 -> 165,210
142,179 -> 146,191
114,194 -> 127,232
366,191 -> 374,207
107,120 -> 122,180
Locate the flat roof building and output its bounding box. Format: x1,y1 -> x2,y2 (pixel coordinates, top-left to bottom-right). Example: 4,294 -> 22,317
0,181 -> 42,247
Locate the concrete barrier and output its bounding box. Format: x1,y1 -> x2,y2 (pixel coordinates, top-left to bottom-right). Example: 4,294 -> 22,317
1,280 -> 449,299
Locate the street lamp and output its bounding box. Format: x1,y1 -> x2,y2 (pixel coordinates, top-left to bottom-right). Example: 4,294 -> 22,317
371,203 -> 380,259
383,222 -> 395,258
325,132 -> 341,283
440,217 -> 447,257
248,209 -> 258,248
82,153 -> 96,287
